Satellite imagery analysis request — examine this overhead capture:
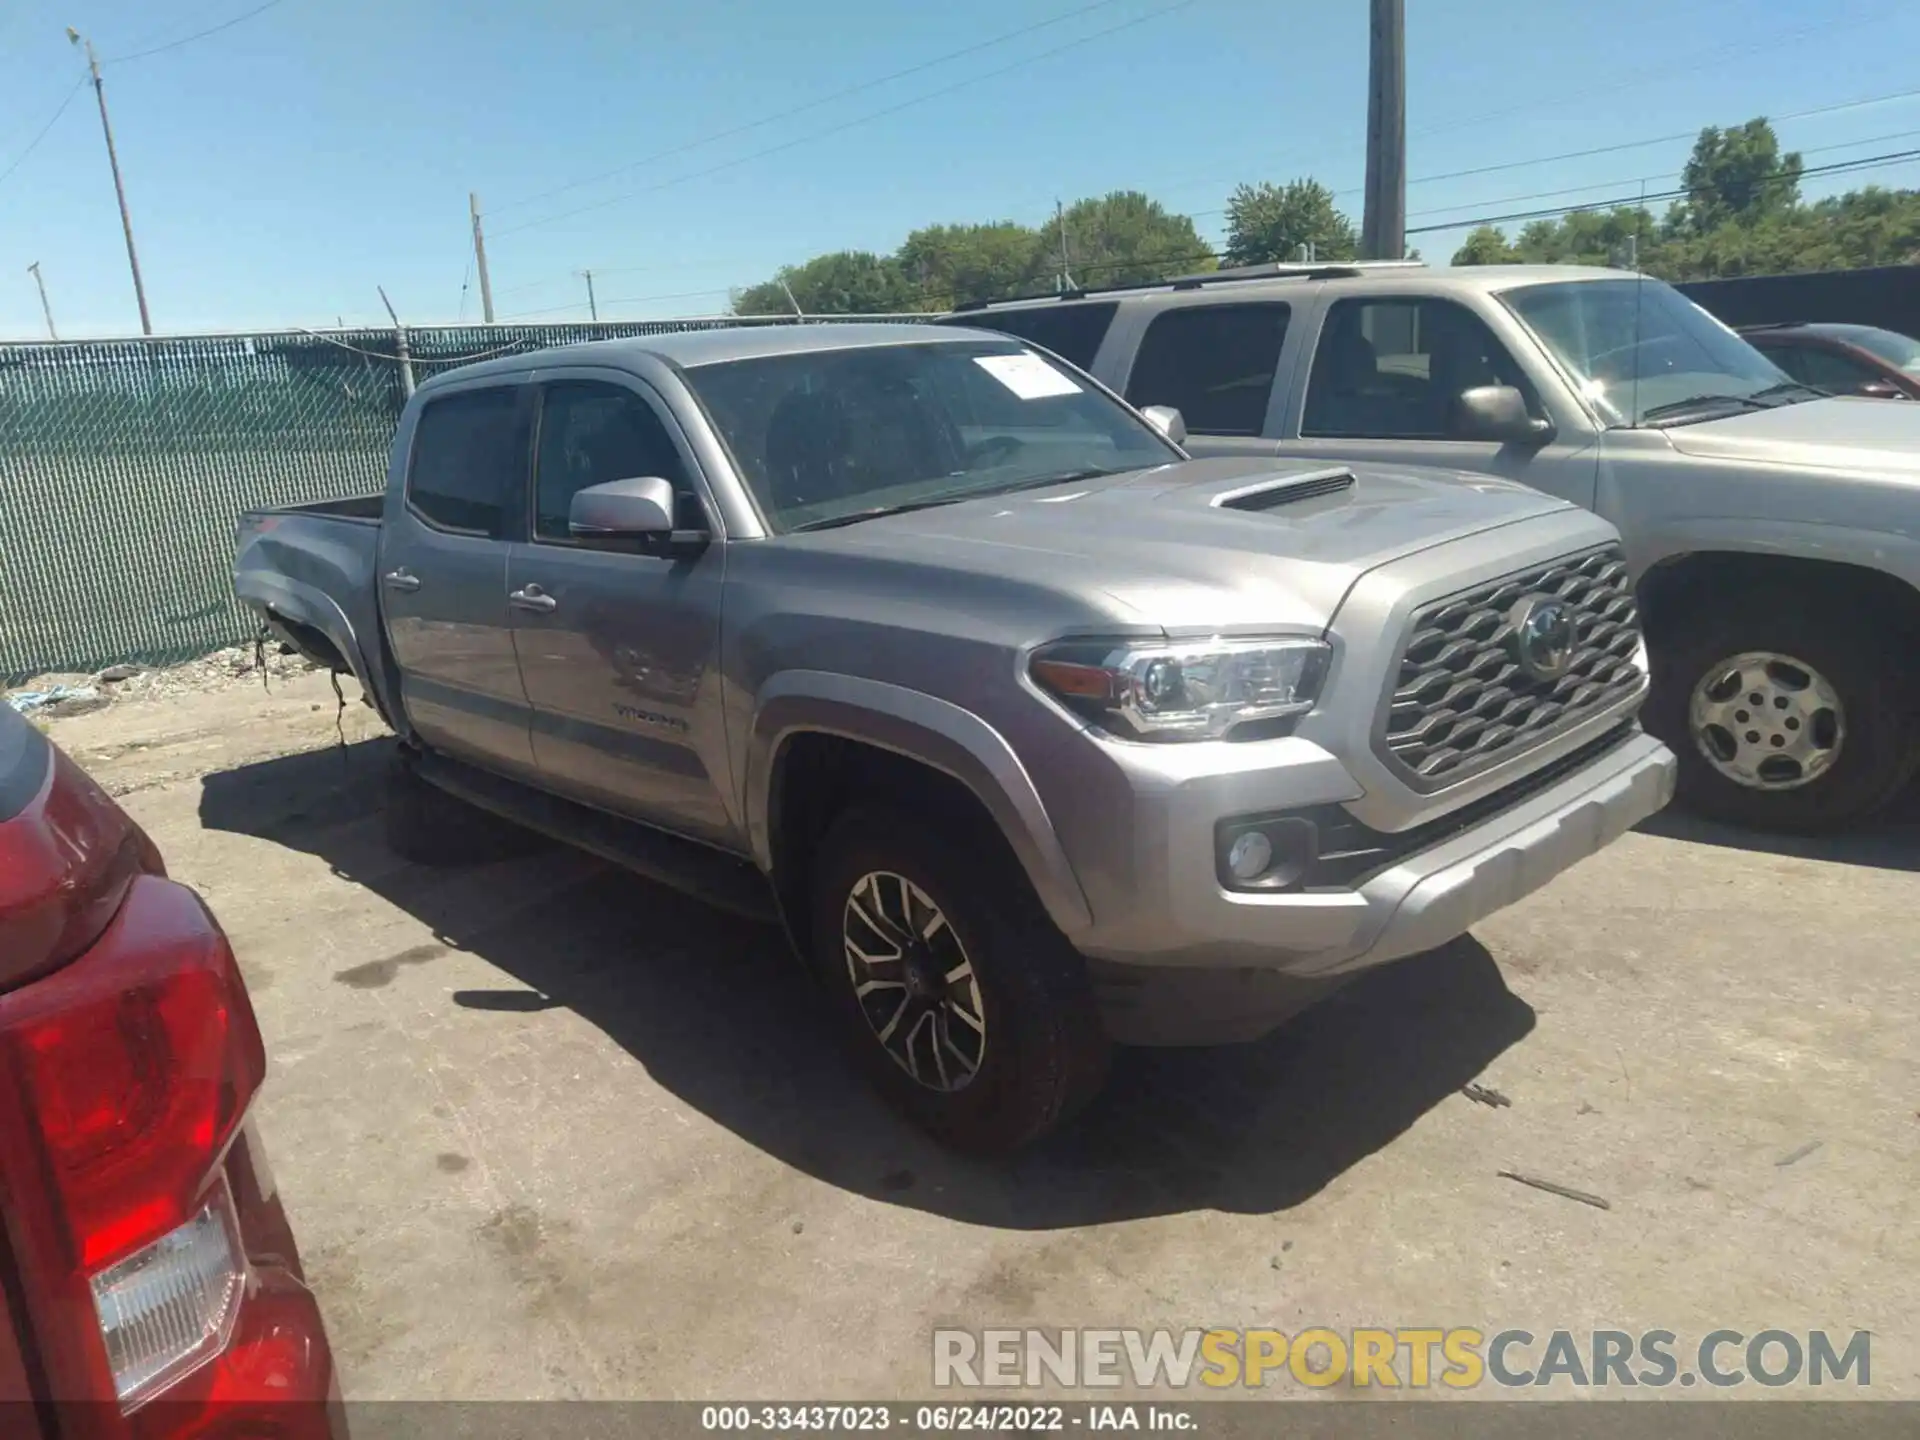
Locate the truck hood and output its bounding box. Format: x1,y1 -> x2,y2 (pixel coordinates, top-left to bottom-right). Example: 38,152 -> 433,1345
788,455 -> 1576,632
1662,395 -> 1920,479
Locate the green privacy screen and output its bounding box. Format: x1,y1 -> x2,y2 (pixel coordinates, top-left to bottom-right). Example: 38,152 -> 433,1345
0,318 -> 918,683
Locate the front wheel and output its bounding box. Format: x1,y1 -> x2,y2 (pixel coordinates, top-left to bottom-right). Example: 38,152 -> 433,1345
1645,600 -> 1918,832
809,805 -> 1110,1153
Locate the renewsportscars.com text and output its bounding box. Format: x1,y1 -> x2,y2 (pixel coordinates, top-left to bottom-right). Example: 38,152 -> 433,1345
933,1328 -> 1872,1391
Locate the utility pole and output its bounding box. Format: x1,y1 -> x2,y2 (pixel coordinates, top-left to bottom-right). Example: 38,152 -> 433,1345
579,269 -> 598,321
67,29 -> 152,334
1054,199 -> 1076,293
1359,0 -> 1406,261
469,192 -> 496,322
27,262 -> 57,340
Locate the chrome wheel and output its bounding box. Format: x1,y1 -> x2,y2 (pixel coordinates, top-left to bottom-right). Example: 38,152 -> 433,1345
843,871 -> 985,1093
1688,650 -> 1845,791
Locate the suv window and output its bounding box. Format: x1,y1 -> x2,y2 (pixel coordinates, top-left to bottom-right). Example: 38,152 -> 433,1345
1761,343 -> 1880,395
1304,297 -> 1539,439
1125,303 -> 1291,437
407,387 -> 523,536
945,302 -> 1118,370
533,380 -> 699,541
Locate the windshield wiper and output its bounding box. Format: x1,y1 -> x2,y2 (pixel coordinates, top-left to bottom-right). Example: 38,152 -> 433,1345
1638,392 -> 1773,426
787,468 -> 1126,533
1749,381 -> 1827,405
787,495 -> 975,532
985,466 -> 1127,493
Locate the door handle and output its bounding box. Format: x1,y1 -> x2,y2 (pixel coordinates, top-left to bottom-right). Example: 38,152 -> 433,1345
382,569 -> 421,593
509,584 -> 558,614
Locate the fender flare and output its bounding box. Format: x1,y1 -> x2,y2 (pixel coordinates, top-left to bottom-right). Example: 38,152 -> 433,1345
1635,519 -> 1920,590
236,570 -> 406,735
744,671 -> 1094,936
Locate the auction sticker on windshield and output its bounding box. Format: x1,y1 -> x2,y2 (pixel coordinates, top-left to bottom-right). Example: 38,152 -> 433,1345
974,352 -> 1082,399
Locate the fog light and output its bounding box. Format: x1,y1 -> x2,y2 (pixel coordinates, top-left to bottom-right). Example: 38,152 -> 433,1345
1227,829 -> 1274,881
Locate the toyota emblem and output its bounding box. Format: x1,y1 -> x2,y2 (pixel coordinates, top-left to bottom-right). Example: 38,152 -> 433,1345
1510,596 -> 1575,682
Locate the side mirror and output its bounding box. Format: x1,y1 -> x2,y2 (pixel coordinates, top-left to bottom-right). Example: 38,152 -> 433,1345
1140,405 -> 1188,446
1859,380 -> 1907,400
1456,385 -> 1555,445
570,477 -> 708,555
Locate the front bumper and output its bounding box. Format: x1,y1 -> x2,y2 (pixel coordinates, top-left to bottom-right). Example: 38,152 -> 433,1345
1075,727 -> 1674,1025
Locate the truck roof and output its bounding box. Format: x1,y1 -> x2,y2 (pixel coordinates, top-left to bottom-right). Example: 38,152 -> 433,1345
416,321 -> 973,390
946,262 -> 1632,315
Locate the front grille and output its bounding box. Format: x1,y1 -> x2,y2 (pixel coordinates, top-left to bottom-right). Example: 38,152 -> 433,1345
1382,546 -> 1642,785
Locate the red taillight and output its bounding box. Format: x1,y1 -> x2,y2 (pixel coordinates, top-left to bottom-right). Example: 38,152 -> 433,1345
0,747 -> 165,991
2,879 -> 266,1272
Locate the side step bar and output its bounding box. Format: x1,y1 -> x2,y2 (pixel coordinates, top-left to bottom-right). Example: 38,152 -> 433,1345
413,750 -> 779,924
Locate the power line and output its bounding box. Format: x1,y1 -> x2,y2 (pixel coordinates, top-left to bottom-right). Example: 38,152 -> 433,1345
491,0 -> 1134,215
494,79 -> 1920,310
1179,85 -> 1920,220
1404,146 -> 1920,238
0,79 -> 84,189
1149,68 -> 1920,218
106,0 -> 293,63
1414,2 -> 1900,143
492,0 -> 1204,240
1401,127 -> 1920,227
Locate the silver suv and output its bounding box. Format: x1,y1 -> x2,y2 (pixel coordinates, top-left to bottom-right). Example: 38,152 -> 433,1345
946,262 -> 1920,832
236,324 -> 1673,1150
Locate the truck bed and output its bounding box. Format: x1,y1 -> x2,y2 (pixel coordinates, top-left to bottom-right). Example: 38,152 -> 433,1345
234,498 -> 401,730
266,493 -> 384,522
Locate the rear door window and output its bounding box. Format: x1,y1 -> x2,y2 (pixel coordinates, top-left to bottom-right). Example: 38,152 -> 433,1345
1124,303 -> 1291,436
406,387 -> 523,536
944,302 -> 1118,371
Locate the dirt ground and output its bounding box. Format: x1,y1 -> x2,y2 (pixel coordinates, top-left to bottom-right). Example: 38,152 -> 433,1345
33,670 -> 1920,1402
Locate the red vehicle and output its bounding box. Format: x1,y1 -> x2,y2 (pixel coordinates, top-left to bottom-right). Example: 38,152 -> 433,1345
0,703 -> 342,1437
1738,321 -> 1920,400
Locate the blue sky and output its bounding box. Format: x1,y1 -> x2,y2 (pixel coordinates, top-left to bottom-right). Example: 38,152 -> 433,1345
3,0 -> 1919,338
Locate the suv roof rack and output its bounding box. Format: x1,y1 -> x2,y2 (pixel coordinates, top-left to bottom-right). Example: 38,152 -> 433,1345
949,258 -> 1427,312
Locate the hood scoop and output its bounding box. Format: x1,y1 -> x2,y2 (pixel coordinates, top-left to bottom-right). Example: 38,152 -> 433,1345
1211,467 -> 1356,512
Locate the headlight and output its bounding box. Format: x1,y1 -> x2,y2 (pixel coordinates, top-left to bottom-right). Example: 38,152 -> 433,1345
1030,636 -> 1329,741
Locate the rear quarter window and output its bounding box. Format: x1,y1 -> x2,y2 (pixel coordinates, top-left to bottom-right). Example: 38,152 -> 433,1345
1125,302 -> 1291,436
406,387 -> 524,536
942,302 -> 1119,371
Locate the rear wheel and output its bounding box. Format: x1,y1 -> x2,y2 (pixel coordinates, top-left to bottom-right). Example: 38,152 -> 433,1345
1645,598 -> 1918,832
808,805 -> 1110,1153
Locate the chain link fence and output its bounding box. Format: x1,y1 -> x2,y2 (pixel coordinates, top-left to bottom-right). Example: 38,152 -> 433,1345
0,316 -> 918,683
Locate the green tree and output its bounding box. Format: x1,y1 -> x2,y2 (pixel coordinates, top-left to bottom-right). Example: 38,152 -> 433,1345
896,221 -> 1047,309
1059,190 -> 1212,288
1223,179 -> 1358,266
1670,119 -> 1802,238
1451,225 -> 1517,265
731,250 -> 911,316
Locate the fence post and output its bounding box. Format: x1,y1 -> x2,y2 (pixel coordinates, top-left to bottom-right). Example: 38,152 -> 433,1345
394,322 -> 415,399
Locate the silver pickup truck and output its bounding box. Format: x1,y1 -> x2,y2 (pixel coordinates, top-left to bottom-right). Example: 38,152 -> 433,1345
235,323 -> 1674,1151
948,263 -> 1920,832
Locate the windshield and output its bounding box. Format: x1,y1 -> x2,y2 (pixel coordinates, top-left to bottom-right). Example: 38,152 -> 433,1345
682,339 -> 1178,532
1843,326 -> 1920,375
1502,278 -> 1792,427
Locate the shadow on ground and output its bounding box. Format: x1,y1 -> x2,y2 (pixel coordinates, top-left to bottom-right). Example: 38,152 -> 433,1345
1636,779 -> 1920,872
200,739 -> 1535,1228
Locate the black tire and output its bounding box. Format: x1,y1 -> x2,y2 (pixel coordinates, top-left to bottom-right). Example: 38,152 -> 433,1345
383,752 -> 547,866
1644,597 -> 1919,832
808,804 -> 1110,1154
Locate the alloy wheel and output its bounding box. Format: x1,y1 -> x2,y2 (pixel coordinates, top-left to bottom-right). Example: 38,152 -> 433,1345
842,871 -> 986,1093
